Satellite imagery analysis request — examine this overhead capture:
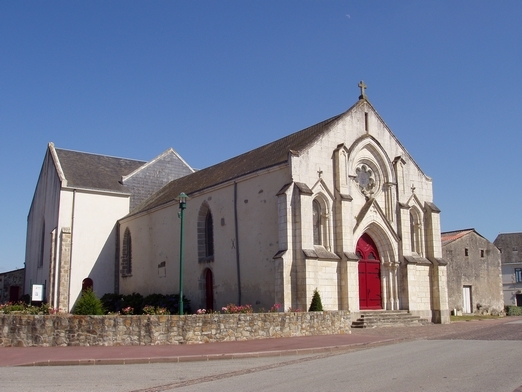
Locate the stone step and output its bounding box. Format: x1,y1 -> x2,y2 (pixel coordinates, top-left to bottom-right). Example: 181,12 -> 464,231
351,310 -> 429,329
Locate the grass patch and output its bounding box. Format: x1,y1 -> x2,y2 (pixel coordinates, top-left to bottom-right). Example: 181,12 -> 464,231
450,315 -> 501,322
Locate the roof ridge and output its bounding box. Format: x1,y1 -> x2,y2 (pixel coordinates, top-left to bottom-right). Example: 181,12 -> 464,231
129,105 -> 358,216
54,146 -> 146,163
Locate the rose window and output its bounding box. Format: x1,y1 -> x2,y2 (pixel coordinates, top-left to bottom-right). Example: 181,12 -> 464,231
355,164 -> 375,196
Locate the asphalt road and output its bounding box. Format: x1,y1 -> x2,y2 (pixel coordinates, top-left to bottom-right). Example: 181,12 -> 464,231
2,318 -> 521,392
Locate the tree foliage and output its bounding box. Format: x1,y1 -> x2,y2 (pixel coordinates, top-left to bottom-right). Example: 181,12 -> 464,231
308,288 -> 323,312
73,289 -> 104,315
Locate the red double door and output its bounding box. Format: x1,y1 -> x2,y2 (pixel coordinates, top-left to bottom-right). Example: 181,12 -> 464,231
357,234 -> 382,310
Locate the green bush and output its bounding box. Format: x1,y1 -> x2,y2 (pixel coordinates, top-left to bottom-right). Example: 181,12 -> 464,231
0,301 -> 56,314
100,292 -> 144,314
143,293 -> 191,315
73,289 -> 104,315
308,288 -> 323,312
506,305 -> 522,316
101,292 -> 191,315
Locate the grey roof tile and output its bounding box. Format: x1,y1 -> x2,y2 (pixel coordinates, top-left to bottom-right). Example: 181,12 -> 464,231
55,148 -> 146,193
132,108 -> 352,215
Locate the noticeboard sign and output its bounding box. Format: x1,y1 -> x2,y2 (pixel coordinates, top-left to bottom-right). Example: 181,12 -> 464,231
32,284 -> 44,301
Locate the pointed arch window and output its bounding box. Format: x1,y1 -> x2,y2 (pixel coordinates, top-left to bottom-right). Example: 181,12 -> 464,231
410,209 -> 423,255
121,228 -> 132,277
313,200 -> 322,245
198,204 -> 214,262
205,211 -> 214,258
312,197 -> 330,250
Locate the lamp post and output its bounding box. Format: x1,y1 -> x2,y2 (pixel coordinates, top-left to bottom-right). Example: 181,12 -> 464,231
177,192 -> 188,315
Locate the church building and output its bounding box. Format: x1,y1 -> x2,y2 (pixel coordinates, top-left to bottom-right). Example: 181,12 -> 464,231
25,143 -> 194,311
119,83 -> 450,323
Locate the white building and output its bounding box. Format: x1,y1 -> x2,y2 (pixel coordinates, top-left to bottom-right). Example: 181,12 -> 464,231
25,143 -> 193,311
119,86 -> 450,323
494,232 -> 522,306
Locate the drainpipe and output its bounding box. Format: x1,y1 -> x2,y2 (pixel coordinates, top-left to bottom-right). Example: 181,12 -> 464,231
234,182 -> 242,305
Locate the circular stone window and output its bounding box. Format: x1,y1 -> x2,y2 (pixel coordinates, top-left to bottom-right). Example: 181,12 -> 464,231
355,164 -> 376,197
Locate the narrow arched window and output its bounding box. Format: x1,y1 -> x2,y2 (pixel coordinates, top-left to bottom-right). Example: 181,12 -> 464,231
205,211 -> 214,258
38,220 -> 46,267
410,209 -> 423,255
82,278 -> 93,291
198,203 -> 214,262
313,199 -> 322,245
121,228 -> 132,276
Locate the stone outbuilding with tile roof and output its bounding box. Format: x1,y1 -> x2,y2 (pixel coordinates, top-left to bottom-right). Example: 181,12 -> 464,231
441,229 -> 503,315
120,87 -> 450,323
25,143 -> 194,311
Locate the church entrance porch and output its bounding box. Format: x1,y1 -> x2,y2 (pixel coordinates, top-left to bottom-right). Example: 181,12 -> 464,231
357,233 -> 382,310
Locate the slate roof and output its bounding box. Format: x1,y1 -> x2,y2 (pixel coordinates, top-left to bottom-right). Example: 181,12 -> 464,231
132,105 -> 354,215
494,233 -> 522,245
493,233 -> 522,259
55,148 -> 146,193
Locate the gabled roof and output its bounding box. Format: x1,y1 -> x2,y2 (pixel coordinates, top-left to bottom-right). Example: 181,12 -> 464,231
493,232 -> 522,249
132,104 -> 355,215
494,232 -> 522,242
441,229 -> 476,246
493,233 -> 522,263
52,144 -> 146,193
122,147 -> 194,182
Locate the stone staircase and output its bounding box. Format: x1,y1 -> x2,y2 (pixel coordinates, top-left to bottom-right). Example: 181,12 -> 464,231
351,310 -> 430,328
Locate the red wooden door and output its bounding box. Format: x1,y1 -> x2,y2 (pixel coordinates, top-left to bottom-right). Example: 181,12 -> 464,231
205,269 -> 214,311
357,234 -> 382,309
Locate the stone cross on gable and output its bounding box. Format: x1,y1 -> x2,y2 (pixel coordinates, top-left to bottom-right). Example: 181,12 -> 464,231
358,80 -> 367,100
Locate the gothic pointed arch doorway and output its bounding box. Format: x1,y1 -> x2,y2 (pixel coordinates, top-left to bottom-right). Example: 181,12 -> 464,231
204,268 -> 214,311
357,233 -> 382,309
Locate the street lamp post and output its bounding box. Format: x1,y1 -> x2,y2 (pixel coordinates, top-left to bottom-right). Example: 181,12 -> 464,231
177,192 -> 188,315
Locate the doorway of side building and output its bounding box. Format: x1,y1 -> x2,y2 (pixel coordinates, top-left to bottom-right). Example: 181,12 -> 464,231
462,285 -> 472,314
357,233 -> 382,310
9,286 -> 20,302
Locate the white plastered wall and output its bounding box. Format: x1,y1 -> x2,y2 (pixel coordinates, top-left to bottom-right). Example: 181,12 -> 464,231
55,189 -> 130,310
119,167 -> 291,312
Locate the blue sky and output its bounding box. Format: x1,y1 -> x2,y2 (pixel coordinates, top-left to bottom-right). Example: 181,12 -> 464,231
1,1 -> 521,272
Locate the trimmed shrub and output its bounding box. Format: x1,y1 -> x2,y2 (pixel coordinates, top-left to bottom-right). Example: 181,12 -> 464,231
506,305 -> 522,316
73,289 -> 104,315
308,288 -> 323,312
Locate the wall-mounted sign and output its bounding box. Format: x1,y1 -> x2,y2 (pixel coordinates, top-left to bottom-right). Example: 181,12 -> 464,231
32,284 -> 44,301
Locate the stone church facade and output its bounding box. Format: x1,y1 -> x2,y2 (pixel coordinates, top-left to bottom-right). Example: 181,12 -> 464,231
119,86 -> 450,323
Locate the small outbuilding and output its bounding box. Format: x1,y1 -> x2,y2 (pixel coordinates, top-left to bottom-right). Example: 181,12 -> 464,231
0,268 -> 25,304
442,229 -> 503,315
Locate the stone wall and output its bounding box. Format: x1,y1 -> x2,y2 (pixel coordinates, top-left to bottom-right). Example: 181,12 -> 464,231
0,311 -> 351,347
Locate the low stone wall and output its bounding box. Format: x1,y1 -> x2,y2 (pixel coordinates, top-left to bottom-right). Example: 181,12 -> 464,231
0,311 -> 351,347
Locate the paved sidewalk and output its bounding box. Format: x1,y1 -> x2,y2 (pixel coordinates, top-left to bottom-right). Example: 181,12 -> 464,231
0,316 -> 518,367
